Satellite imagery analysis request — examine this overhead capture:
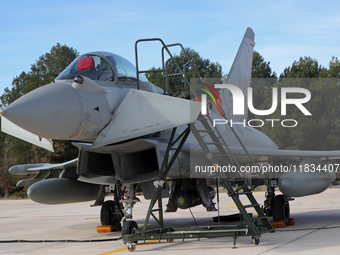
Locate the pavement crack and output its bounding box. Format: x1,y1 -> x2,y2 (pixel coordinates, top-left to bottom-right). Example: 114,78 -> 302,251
257,219 -> 340,255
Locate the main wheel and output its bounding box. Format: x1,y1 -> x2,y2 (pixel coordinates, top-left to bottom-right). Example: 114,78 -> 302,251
101,200 -> 114,225
272,195 -> 290,225
100,200 -> 122,231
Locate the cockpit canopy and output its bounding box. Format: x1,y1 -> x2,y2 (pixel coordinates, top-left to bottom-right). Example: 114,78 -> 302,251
56,51 -> 147,82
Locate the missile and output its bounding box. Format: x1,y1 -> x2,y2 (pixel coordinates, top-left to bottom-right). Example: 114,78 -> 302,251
9,163 -> 46,175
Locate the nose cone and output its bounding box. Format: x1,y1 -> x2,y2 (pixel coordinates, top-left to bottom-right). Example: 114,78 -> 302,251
2,82 -> 82,139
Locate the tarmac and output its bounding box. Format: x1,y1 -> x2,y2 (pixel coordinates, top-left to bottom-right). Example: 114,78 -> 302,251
1,188 -> 340,255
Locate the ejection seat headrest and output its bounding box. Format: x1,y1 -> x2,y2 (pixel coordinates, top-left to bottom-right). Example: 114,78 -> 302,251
78,56 -> 95,70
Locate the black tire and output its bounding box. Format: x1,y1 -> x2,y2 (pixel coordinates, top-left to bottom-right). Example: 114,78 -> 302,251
252,237 -> 260,245
272,195 -> 290,225
122,220 -> 139,235
100,200 -> 122,231
122,221 -> 139,244
101,200 -> 114,226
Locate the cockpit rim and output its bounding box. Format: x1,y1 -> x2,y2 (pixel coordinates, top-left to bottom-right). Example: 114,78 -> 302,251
55,51 -> 147,84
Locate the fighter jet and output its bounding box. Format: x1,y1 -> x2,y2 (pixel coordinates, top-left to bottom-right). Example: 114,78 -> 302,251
1,28 -> 340,231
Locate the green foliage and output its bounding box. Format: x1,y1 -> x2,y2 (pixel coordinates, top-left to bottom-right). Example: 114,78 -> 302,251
10,191 -> 27,199
257,77 -> 340,150
0,133 -> 30,198
146,47 -> 222,96
249,53 -> 340,151
249,51 -> 277,119
145,67 -> 164,88
280,56 -> 323,78
0,43 -> 79,108
325,57 -> 340,78
0,43 -> 79,198
30,140 -> 79,164
252,51 -> 277,79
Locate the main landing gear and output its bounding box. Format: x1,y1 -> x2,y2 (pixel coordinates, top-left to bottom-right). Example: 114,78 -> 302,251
99,184 -> 124,231
100,200 -> 123,231
264,180 -> 290,225
100,183 -> 140,231
272,194 -> 290,225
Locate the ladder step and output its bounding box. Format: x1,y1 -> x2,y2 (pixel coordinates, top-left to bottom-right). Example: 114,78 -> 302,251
237,191 -> 252,195
196,129 -> 215,133
260,228 -> 275,234
205,142 -> 223,146
234,184 -> 252,193
232,178 -> 245,182
167,73 -> 183,77
243,204 -> 260,209
214,154 -> 229,158
251,216 -> 268,222
170,148 -> 181,151
252,180 -> 266,189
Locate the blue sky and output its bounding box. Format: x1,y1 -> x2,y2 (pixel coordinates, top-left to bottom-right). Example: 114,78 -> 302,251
1,0 -> 340,94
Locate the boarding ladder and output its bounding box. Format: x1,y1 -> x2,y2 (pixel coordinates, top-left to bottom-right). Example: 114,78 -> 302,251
190,114 -> 274,237
122,38 -> 274,251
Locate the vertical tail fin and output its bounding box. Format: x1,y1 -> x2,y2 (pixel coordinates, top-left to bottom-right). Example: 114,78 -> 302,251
219,27 -> 255,121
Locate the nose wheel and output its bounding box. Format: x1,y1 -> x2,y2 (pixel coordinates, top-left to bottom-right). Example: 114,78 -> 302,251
122,220 -> 139,251
122,220 -> 139,237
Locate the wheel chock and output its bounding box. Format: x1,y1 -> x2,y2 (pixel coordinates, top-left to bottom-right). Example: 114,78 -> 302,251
270,220 -> 286,228
270,218 -> 295,228
97,225 -> 113,233
288,218 -> 295,226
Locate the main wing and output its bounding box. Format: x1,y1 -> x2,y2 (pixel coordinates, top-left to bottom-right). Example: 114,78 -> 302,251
1,116 -> 54,152
233,147 -> 340,162
10,158 -> 78,187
